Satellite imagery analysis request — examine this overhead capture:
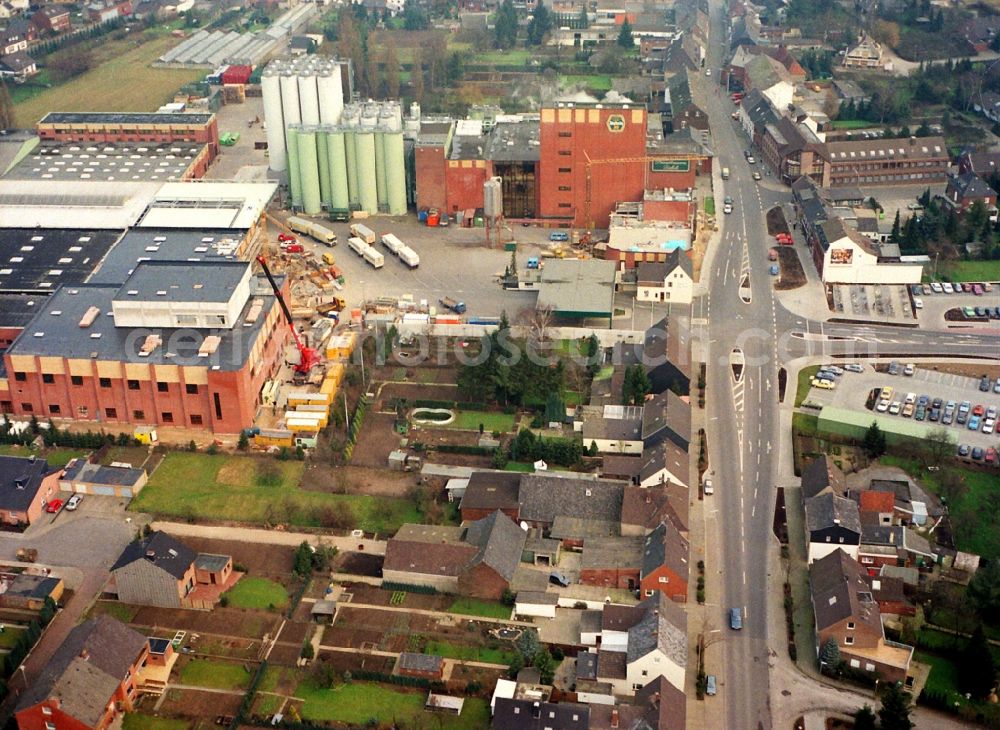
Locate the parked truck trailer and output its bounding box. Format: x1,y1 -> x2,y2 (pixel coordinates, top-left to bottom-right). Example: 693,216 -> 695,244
350,223 -> 376,245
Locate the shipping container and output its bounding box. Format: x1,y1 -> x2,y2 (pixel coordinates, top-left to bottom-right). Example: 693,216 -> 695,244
221,64 -> 253,85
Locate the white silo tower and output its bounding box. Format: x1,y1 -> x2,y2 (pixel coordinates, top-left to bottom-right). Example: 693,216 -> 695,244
261,64 -> 287,172
318,62 -> 345,125
297,71 -> 320,126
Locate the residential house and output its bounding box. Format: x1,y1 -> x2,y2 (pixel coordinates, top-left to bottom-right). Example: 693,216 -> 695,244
31,5 -> 71,34
620,483 -> 686,535
664,73 -> 709,133
801,454 -> 846,500
595,593 -> 687,695
843,34 -> 882,68
635,249 -> 694,304
960,15 -> 1000,53
382,510 -> 526,599
581,404 -> 644,455
616,315 -> 691,396
813,216 -> 923,284
15,616 -> 150,730
832,79 -> 870,106
87,0 -> 133,22
456,471 -> 522,522
858,525 -> 936,574
738,88 -> 781,149
601,454 -> 643,483
492,698 -> 590,729
805,491 -> 862,563
0,51 -> 36,81
858,490 -> 895,526
944,172 -> 998,218
744,54 -> 794,111
0,455 -> 61,527
580,536 -> 644,590
636,440 -> 689,489
825,136 -> 949,188
110,531 -> 235,608
60,458 -> 148,498
867,573 -> 914,617
0,25 -> 28,55
0,572 -> 64,610
809,549 -> 913,683
957,150 -> 1000,177
639,520 -> 689,601
398,653 -> 445,680
759,115 -> 830,186
641,390 -> 690,452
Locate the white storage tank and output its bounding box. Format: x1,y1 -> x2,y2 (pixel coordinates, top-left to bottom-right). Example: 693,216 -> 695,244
279,71 -> 301,128
297,73 -> 320,126
261,66 -> 286,172
317,64 -> 344,125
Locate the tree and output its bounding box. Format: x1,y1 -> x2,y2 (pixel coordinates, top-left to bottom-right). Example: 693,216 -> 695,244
585,334 -> 600,377
577,4 -> 589,28
871,19 -> 900,48
293,541 -> 314,578
527,4 -> 552,45
48,48 -> 94,82
622,364 -> 650,406
617,19 -> 634,48
853,705 -> 877,730
922,427 -> 954,469
516,629 -> 541,660
493,0 -> 519,49
878,683 -> 914,730
237,431 -> 249,451
819,638 -> 841,673
890,210 -> 901,243
403,3 -> 429,30
533,649 -> 556,683
0,80 -> 14,131
958,624 -> 996,699
969,560 -> 1000,616
862,421 -> 887,458
410,49 -> 425,102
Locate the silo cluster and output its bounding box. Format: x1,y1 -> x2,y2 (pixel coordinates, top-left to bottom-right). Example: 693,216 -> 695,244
261,55 -> 349,173
287,101 -> 407,217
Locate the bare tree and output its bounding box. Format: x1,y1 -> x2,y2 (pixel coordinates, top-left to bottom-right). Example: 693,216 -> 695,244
528,305 -> 555,342
924,427 -> 955,468
0,80 -> 14,131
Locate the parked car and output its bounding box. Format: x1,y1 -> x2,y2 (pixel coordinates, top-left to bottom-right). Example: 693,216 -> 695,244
876,400 -> 890,412
277,233 -> 296,243
917,395 -> 930,407
983,418 -> 996,435
973,447 -> 985,461
823,365 -> 845,375
889,401 -> 902,415
706,675 -> 717,696
549,572 -> 570,587
989,406 -> 998,420
888,362 -> 901,376
844,363 -> 864,373
986,447 -> 998,465
45,499 -> 63,514
915,405 -> 926,421
811,378 -> 835,389
930,282 -> 943,293
904,363 -> 916,376
943,282 -> 954,293
65,494 -> 83,511
747,156 -> 756,164
815,371 -> 837,382
976,307 -> 988,317
549,231 -> 569,242
730,607 -> 743,630
285,243 -> 305,254
769,264 -> 779,276
958,443 -> 971,457
973,404 -> 985,417
932,398 -> 943,409
968,415 -> 981,431
880,386 -> 894,401
995,377 -> 1000,394
929,407 -> 940,422
703,478 -> 714,495
913,298 -> 923,309
902,402 -> 915,418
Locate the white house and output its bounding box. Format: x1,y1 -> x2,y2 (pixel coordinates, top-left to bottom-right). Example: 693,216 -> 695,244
514,591 -> 558,619
580,405 -> 644,455
637,440 -> 689,489
805,492 -> 862,564
818,218 -> 923,285
635,249 -> 693,304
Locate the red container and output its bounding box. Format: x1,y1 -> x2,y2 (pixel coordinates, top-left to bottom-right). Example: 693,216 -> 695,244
222,64 -> 253,85
426,210 -> 440,227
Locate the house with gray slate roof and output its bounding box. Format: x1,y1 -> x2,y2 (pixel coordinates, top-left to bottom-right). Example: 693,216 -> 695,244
805,492 -> 862,564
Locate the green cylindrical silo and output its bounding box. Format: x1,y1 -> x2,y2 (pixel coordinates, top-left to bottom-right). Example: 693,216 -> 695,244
356,131 -> 378,214
344,129 -> 360,208
327,131 -> 350,212
286,127 -> 302,210
317,131 -> 332,208
297,130 -> 321,215
385,132 -> 407,215
375,131 -> 388,211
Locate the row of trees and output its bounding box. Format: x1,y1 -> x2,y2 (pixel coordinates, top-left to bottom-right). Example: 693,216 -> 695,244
888,189 -> 1000,261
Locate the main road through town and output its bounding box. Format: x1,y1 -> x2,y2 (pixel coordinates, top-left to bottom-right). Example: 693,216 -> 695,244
695,2 -> 1000,729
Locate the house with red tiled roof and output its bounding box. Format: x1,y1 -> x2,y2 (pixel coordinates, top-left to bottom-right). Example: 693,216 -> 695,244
859,491 -> 895,526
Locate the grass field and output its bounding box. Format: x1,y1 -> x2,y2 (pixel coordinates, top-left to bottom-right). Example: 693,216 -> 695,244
828,119 -> 874,129
442,410 -> 517,433
447,598 -> 512,619
297,681 -> 489,728
0,626 -> 25,650
122,716 -> 189,730
795,365 -> 821,407
0,445 -> 89,468
179,659 -> 252,691
423,640 -> 516,665
562,73 -> 613,92
130,453 -> 420,533
13,34 -> 203,126
704,197 -> 716,216
89,601 -> 140,623
468,49 -> 535,66
222,577 -> 289,611
880,455 -> 1000,558
915,650 -> 964,703
940,260 -> 1000,283
504,461 -> 535,472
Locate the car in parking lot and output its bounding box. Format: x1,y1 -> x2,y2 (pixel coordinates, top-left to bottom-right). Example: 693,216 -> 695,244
930,282 -> 943,293
973,284 -> 984,295
913,297 -> 923,309
277,233 -> 296,243
876,399 -> 890,412
995,378 -> 1000,394
988,406 -> 998,420
942,409 -> 954,425
976,307 -> 989,318
968,415 -> 981,431
888,362 -> 901,375
915,405 -> 926,421
904,363 -> 916,376
904,392 -> 917,404
932,397 -> 943,409
917,395 -> 930,407
706,675 -> 717,696
943,282 -> 955,294
45,499 -> 64,513
902,402 -> 915,418
987,448 -> 998,465
958,443 -> 971,457
929,407 -> 940,422
769,264 -> 780,276
844,363 -> 864,373
747,156 -> 756,164
889,401 -> 902,415
811,377 -> 836,389
823,365 -> 845,375
703,478 -> 714,495
963,307 -> 977,318
983,418 -> 996,434
880,386 -> 894,401
549,231 -> 569,242
973,447 -> 985,461
973,404 -> 985,417
66,494 -> 83,511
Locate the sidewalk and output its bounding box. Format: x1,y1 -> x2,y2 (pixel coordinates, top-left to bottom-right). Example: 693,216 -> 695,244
150,520 -> 387,555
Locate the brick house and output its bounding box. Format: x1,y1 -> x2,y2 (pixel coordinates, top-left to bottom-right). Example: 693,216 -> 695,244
809,549 -> 913,684
383,511 -> 526,599
0,573 -> 64,610
398,653 -> 445,680
15,616 -> 149,730
944,172 -> 998,217
110,531 -> 235,608
31,5 -> 71,34
801,455 -> 846,500
580,536 -> 644,590
638,520 -> 689,602
858,490 -> 895,526
858,525 -> 936,574
0,455 -> 61,527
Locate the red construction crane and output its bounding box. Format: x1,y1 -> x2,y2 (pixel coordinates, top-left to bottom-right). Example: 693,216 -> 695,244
255,255 -> 321,376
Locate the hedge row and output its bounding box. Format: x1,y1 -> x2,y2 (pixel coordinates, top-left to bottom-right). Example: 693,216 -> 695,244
434,444 -> 493,455
349,669 -> 445,690
381,581 -> 437,595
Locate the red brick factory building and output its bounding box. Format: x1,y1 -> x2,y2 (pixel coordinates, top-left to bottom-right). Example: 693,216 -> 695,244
414,103 -> 707,229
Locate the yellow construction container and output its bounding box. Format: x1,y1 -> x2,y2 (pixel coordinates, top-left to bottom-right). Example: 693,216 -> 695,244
285,391 -> 331,408
255,429 -> 294,448
323,363 -> 345,390
285,409 -> 328,429
325,332 -> 356,361
286,417 -> 323,433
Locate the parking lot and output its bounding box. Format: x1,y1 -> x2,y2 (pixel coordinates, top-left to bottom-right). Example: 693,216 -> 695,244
910,283 -> 1000,329
831,284 -> 916,323
804,364 -> 1000,456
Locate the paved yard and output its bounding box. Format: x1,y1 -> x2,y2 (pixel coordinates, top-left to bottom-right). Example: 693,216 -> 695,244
831,284 -> 916,323
803,365 -> 1000,452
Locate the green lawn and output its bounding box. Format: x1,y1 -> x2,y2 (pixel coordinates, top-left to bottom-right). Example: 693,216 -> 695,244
122,716 -> 189,730
222,577 -> 289,611
441,410 -> 517,433
792,412 -> 819,437
0,626 -> 25,650
0,445 -> 89,468
916,650 -> 964,703
828,119 -> 874,130
89,601 -> 139,624
179,659 -> 252,691
130,452 -> 420,533
423,640 -> 516,665
469,48 -> 535,65
939,260 -> 1000,283
504,461 -> 536,472
562,73 -> 613,92
795,365 -> 821,407
880,455 -> 1000,558
297,681 -> 490,729
704,197 -> 715,216
447,598 -> 512,619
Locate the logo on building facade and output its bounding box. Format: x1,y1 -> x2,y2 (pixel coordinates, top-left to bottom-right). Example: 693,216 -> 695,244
607,115 -> 626,132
